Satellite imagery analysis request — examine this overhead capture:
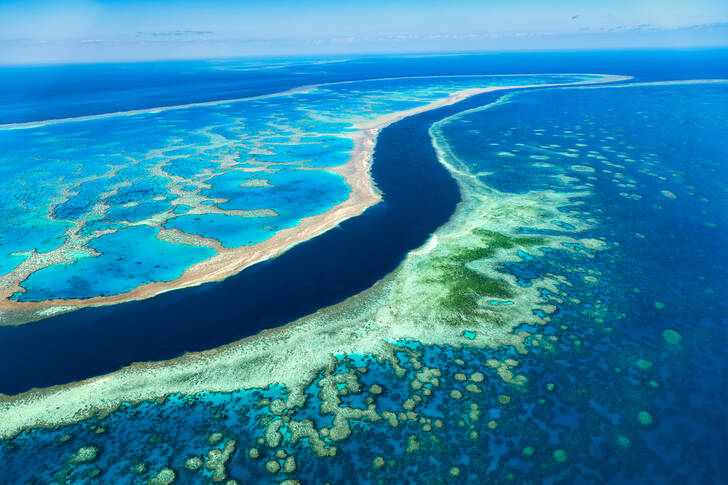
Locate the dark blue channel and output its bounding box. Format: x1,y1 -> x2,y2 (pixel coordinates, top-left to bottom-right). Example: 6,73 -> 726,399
0,89 -> 523,395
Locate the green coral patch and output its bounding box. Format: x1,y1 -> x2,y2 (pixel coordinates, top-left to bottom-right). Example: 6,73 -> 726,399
436,230 -> 544,318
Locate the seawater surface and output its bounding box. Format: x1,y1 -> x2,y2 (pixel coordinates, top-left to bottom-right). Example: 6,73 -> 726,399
0,53 -> 727,484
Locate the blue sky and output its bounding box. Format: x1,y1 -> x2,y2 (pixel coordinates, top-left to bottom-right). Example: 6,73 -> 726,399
1,0 -> 727,64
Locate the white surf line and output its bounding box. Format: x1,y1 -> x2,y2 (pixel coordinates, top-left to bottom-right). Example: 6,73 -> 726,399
305,72 -> 628,86
571,79 -> 728,90
0,73 -> 629,131
0,84 -> 318,130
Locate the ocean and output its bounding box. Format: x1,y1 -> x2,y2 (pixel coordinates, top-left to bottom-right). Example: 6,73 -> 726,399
0,50 -> 726,483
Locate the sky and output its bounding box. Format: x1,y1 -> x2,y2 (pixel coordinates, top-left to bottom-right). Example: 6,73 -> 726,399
1,0 -> 727,64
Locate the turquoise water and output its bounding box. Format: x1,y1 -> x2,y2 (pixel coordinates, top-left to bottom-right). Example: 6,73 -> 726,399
0,74 -> 599,303
165,214 -> 277,249
2,76 -> 726,483
13,226 -> 216,301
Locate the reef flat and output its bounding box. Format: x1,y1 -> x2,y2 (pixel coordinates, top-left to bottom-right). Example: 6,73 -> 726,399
0,74 -> 618,326
1,77 -> 726,483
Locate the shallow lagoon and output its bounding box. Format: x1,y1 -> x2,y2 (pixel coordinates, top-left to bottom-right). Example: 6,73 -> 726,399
13,226 -> 217,301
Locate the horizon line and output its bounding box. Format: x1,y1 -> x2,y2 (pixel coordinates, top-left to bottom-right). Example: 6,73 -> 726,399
1,44 -> 727,68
